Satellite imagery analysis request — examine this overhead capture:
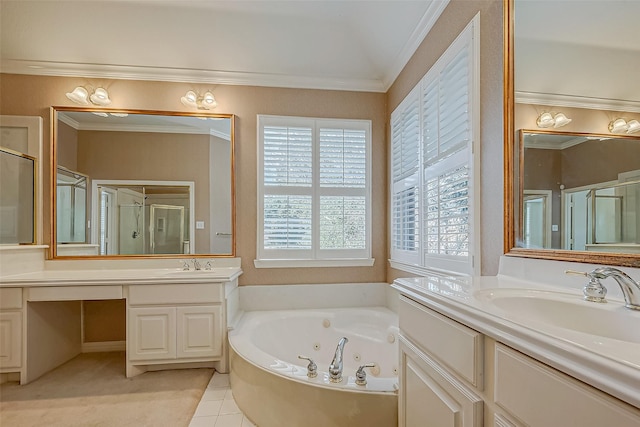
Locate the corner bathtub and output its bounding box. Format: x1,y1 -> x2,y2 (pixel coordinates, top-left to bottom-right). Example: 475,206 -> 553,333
228,307 -> 399,427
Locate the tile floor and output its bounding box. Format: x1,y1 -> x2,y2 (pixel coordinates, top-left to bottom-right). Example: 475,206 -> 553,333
189,373 -> 256,427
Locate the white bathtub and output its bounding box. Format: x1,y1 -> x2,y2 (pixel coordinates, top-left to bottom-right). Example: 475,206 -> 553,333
229,307 -> 399,427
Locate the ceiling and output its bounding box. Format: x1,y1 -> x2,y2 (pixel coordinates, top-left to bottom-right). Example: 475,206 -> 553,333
0,0 -> 448,92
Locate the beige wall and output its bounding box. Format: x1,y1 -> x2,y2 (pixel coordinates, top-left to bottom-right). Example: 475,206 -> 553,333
57,121 -> 78,170
386,0 -> 505,278
0,74 -> 387,285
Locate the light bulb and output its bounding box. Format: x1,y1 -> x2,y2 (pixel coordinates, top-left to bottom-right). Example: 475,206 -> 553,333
609,118 -> 629,133
201,92 -> 217,109
66,86 -> 90,105
626,119 -> 640,134
536,112 -> 554,128
552,113 -> 571,128
89,88 -> 111,106
181,91 -> 198,108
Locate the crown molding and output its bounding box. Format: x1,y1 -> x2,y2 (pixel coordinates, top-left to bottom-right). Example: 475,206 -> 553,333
382,0 -> 450,91
57,112 -> 231,140
516,91 -> 640,113
523,136 -> 590,150
0,59 -> 386,93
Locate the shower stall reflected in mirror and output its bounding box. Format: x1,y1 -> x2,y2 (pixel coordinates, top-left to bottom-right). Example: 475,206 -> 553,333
0,149 -> 35,244
56,166 -> 87,244
96,183 -> 191,256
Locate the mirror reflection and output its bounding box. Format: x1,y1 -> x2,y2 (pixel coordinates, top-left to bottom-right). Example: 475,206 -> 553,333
0,148 -> 35,244
520,131 -> 640,253
509,0 -> 640,264
53,108 -> 234,258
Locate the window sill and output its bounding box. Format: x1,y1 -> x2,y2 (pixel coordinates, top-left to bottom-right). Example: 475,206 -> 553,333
254,258 -> 375,269
388,259 -> 468,278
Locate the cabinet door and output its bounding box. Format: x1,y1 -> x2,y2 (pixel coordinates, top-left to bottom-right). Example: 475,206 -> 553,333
399,338 -> 482,427
494,344 -> 640,426
176,305 -> 222,359
0,311 -> 22,368
128,307 -> 176,361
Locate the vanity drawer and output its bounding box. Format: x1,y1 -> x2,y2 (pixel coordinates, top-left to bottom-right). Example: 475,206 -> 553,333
0,288 -> 22,309
128,284 -> 222,305
26,285 -> 122,301
399,295 -> 483,388
494,343 -> 640,426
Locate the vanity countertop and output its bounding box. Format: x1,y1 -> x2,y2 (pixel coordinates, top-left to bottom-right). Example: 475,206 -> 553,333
0,266 -> 243,286
392,273 -> 640,409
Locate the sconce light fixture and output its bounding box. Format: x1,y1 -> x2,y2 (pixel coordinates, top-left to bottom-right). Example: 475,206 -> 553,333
181,90 -> 217,110
66,86 -> 112,106
536,112 -> 572,129
608,118 -> 640,134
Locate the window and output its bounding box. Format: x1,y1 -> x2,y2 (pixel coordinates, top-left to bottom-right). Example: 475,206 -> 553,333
390,15 -> 480,276
257,115 -> 372,268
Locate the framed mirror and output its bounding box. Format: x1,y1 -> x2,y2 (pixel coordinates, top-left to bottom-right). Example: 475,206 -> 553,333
51,107 -> 235,258
504,0 -> 640,267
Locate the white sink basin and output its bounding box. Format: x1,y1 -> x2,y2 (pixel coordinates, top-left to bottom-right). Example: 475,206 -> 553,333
474,289 -> 640,344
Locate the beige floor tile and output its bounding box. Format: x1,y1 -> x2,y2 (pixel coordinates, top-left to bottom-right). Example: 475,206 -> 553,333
194,399 -> 223,417
209,373 -> 230,388
224,388 -> 234,400
214,413 -> 244,427
219,398 -> 241,415
190,415 -> 218,427
202,387 -> 228,401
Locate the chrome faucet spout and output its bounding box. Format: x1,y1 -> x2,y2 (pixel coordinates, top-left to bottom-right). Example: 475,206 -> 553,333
567,267 -> 640,310
328,337 -> 348,383
590,267 -> 640,310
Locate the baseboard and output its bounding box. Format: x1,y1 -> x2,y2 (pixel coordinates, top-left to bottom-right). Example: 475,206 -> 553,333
82,340 -> 126,353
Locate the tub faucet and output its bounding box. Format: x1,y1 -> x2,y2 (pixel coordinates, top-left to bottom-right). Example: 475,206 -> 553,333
328,337 -> 348,383
566,267 -> 640,310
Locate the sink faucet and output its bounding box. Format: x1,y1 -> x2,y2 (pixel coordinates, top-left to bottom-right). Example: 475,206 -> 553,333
328,337 -> 348,383
192,258 -> 201,271
566,267 -> 640,310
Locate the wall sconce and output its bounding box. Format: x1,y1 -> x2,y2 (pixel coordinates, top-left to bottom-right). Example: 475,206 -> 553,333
181,90 -> 217,110
536,112 -> 572,129
608,118 -> 640,134
66,86 -> 111,106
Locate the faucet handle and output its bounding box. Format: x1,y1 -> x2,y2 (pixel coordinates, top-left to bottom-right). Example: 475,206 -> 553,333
298,355 -> 317,378
565,270 -> 607,303
355,363 -> 377,386
204,261 -> 212,270
181,260 -> 190,271
565,269 -> 588,277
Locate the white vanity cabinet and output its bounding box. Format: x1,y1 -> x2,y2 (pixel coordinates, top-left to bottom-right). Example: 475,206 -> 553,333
397,293 -> 640,427
127,282 -> 226,376
0,288 -> 23,375
398,295 -> 483,427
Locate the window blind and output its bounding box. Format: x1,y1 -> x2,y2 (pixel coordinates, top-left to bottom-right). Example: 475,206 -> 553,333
390,15 -> 479,275
258,116 -> 371,264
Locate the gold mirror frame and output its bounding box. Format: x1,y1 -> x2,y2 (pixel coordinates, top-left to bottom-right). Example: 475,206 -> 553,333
50,106 -> 235,259
503,0 -> 640,268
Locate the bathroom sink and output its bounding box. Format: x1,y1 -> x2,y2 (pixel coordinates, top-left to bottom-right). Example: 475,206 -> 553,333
474,289 -> 640,344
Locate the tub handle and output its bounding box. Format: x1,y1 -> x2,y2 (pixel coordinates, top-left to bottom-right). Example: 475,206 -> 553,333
298,355 -> 318,378
355,363 -> 377,386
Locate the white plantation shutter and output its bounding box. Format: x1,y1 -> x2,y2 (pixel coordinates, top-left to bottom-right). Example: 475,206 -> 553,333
257,116 -> 371,266
390,15 -> 479,275
391,87 -> 421,265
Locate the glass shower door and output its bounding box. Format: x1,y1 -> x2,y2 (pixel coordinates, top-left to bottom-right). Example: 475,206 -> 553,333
149,204 -> 184,254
